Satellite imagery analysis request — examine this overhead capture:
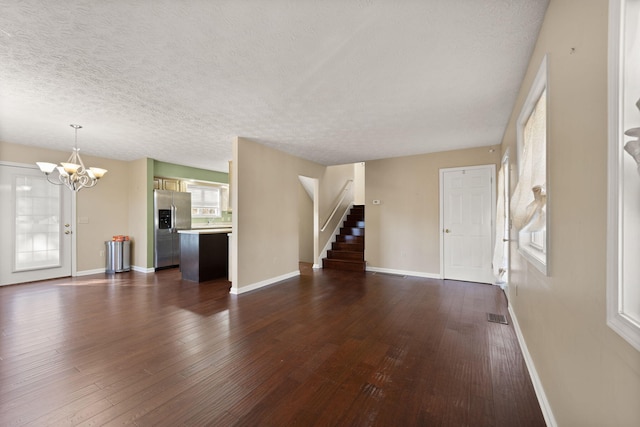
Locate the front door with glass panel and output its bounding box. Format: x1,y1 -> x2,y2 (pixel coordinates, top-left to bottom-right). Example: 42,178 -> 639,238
0,163 -> 72,286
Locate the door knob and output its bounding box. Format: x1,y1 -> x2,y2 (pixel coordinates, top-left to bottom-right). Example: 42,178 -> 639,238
65,230 -> 71,235
65,224 -> 70,227
444,229 -> 451,233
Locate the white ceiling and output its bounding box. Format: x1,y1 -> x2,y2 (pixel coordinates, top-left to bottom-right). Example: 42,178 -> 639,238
0,0 -> 549,173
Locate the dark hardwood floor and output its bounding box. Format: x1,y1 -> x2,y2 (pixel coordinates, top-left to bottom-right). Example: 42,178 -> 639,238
0,266 -> 545,426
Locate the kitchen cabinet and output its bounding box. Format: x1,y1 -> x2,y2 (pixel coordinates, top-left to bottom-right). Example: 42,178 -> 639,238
162,178 -> 180,191
154,177 -> 182,191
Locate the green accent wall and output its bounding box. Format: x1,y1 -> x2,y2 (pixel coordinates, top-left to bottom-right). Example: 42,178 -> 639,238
153,160 -> 229,184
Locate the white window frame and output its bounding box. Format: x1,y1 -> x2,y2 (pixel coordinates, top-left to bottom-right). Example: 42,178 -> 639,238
607,0 -> 640,352
515,55 -> 549,275
186,183 -> 222,218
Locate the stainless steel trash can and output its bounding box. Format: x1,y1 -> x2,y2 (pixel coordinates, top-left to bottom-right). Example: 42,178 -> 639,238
122,240 -> 130,272
105,240 -> 131,273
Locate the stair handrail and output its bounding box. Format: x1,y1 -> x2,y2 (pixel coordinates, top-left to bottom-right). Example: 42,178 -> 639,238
321,179 -> 354,232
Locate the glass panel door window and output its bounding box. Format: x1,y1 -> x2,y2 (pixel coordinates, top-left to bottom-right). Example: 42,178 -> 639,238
14,175 -> 62,271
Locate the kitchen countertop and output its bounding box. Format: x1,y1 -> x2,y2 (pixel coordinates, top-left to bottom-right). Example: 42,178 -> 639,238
178,228 -> 232,234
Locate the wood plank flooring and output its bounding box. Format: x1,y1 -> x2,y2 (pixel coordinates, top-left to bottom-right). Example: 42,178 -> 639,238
0,266 -> 545,426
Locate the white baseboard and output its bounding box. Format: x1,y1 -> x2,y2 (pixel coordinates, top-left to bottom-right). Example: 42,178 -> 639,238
508,304 -> 557,427
75,265 -> 153,276
132,265 -> 155,273
365,266 -> 441,279
74,268 -> 105,276
230,270 -> 300,295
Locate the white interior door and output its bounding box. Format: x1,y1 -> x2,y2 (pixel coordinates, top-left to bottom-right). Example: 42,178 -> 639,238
0,163 -> 72,286
441,165 -> 495,284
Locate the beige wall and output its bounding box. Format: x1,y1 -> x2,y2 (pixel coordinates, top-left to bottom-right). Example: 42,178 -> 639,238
298,181 -> 314,263
233,137 -> 315,289
354,162 -> 365,205
74,153 -> 131,271
365,146 -> 500,274
502,0 -> 640,425
232,137 -> 354,291
0,141 -> 139,273
128,158 -> 150,269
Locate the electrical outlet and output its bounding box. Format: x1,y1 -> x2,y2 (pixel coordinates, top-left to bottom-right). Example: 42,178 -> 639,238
99,250 -> 104,257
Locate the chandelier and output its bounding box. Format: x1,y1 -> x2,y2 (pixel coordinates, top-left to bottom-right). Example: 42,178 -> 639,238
36,124 -> 107,192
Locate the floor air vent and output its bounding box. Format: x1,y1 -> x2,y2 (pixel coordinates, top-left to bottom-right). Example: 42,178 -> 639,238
372,272 -> 406,278
487,313 -> 508,325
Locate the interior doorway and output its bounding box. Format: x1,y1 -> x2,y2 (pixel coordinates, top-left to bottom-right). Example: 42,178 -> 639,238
440,165 -> 496,284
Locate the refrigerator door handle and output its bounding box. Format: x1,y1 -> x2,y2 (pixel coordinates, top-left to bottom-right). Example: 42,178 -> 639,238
171,204 -> 176,232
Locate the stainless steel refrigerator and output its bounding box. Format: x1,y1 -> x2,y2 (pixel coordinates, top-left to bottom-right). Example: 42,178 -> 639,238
154,190 -> 191,269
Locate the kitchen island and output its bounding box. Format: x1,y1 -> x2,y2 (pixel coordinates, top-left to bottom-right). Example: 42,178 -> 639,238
178,228 -> 232,282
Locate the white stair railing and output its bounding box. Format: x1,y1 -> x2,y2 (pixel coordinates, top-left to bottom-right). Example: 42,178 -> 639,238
320,179 -> 353,232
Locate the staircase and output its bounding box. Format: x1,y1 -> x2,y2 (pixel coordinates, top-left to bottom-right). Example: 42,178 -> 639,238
322,205 -> 366,272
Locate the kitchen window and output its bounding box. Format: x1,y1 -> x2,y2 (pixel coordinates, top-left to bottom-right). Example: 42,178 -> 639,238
187,184 -> 222,218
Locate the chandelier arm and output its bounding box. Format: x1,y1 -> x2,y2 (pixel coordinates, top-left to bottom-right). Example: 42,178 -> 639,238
57,172 -> 71,189
83,178 -> 98,188
45,173 -> 64,186
77,173 -> 92,189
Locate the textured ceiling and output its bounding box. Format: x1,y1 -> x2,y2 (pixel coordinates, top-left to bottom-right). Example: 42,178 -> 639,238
0,0 -> 549,173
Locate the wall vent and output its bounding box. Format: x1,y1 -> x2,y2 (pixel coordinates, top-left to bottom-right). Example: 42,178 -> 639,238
372,272 -> 406,278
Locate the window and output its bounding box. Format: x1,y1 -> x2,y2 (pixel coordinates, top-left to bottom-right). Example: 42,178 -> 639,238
187,184 -> 222,218
607,0 -> 640,352
511,56 -> 548,274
